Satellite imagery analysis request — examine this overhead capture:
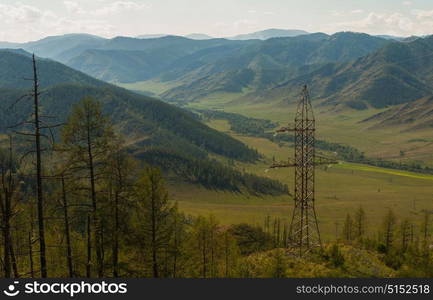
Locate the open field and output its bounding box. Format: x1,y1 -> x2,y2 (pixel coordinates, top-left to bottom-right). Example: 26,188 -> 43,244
209,100 -> 433,166
117,79 -> 182,96
124,82 -> 433,166
116,85 -> 433,240
168,118 -> 433,241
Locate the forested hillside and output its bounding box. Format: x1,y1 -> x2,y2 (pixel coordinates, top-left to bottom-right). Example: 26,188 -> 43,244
258,35 -> 433,109
0,50 -> 289,195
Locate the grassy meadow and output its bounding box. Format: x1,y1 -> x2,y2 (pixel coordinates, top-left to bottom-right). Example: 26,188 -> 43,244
167,118 -> 433,241
118,84 -> 433,241
122,82 -> 433,166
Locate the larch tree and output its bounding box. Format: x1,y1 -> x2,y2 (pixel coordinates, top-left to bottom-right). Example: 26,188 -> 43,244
104,139 -> 137,277
383,209 -> 397,251
61,97 -> 114,277
133,167 -> 175,278
342,213 -> 354,242
354,206 -> 366,239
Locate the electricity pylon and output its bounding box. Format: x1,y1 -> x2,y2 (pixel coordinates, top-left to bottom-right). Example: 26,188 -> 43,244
270,85 -> 336,256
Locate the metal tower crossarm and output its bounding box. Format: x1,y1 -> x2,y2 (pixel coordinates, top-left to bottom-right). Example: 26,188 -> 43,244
268,85 -> 337,256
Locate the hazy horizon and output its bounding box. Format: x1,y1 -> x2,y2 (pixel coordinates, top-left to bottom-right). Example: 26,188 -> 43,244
0,0 -> 432,43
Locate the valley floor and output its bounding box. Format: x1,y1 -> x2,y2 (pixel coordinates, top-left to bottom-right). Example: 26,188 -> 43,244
170,118 -> 433,241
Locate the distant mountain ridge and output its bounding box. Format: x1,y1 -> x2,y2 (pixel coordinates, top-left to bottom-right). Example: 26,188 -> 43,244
0,29 -> 310,62
2,31 -> 432,112
159,32 -> 391,103
228,28 -> 309,40
362,95 -> 433,131
263,35 -> 433,110
60,32 -> 390,87
0,49 -> 259,163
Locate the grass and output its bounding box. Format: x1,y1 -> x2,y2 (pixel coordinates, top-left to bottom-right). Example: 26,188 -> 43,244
336,162 -> 433,181
122,80 -> 433,166
169,117 -> 433,242
184,93 -> 433,166
121,83 -> 433,240
117,79 -> 181,95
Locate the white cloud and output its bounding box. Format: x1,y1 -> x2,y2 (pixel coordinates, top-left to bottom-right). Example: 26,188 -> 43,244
248,9 -> 257,14
93,1 -> 151,16
351,9 -> 364,14
321,11 -> 433,36
330,10 -> 343,17
0,3 -> 45,24
412,9 -> 433,19
63,0 -> 150,16
63,1 -> 85,14
214,19 -> 260,36
0,2 -> 119,42
403,1 -> 413,6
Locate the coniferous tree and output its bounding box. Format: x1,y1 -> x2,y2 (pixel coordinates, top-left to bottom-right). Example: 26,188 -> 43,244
342,213 -> 354,242
61,97 -> 114,277
133,167 -> 175,278
354,206 -> 366,239
104,140 -> 137,277
400,219 -> 412,252
383,209 -> 397,251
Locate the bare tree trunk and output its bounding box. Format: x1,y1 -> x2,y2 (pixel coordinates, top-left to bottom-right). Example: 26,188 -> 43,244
86,114 -> 103,277
151,176 -> 159,278
1,189 -> 11,278
32,54 -> 47,278
28,232 -> 34,278
210,230 -> 215,277
29,196 -> 35,278
224,232 -> 229,278
202,230 -> 207,278
1,136 -> 15,278
61,175 -> 73,277
9,242 -> 19,278
86,214 -> 91,277
172,216 -> 178,278
112,191 -> 119,277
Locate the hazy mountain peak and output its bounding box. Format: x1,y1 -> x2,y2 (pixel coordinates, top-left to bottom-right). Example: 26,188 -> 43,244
185,33 -> 214,40
228,28 -> 309,40
136,34 -> 170,39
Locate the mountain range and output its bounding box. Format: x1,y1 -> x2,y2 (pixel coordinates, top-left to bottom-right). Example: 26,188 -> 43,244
1,29 -> 432,124
134,29 -> 308,41
228,29 -> 309,40
1,31 -> 393,90
261,35 -> 433,109
0,49 -> 294,195
0,49 -> 260,164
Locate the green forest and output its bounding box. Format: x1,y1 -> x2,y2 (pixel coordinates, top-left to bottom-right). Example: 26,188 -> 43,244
1,95 -> 433,278
1,33 -> 433,280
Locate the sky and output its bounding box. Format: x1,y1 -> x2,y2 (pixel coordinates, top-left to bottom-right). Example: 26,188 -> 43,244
0,0 -> 433,42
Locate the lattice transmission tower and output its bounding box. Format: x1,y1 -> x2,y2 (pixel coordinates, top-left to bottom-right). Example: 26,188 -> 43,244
270,85 -> 336,256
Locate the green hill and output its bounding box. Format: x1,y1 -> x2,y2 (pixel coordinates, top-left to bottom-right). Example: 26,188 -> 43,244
160,32 -> 390,102
0,50 -> 259,161
66,36 -> 253,83
259,35 -> 433,109
362,95 -> 433,130
0,50 -> 290,195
